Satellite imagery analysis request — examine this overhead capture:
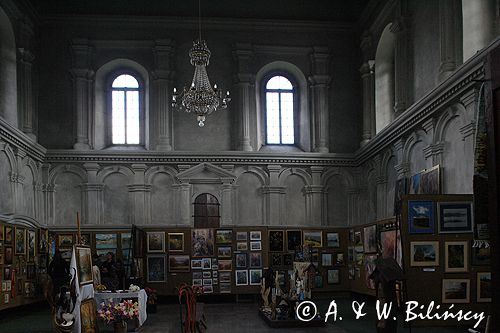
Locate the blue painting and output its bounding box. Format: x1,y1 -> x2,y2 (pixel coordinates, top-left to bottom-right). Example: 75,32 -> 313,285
408,200 -> 434,234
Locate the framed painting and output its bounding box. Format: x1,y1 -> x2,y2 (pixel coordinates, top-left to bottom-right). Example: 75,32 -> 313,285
235,270 -> 248,286
220,283 -> 231,293
321,253 -> 333,267
236,242 -> 248,251
80,233 -> 91,247
364,254 -> 377,290
192,279 -> 202,286
15,227 -> 26,255
303,231 -> 322,248
380,230 -> 402,267
476,272 -> 491,302
354,231 -> 362,247
217,246 -> 231,258
250,241 -> 261,251
203,285 -> 213,293
269,230 -> 284,252
202,258 -> 211,270
438,202 -> 473,233
442,279 -> 470,303
327,269 -> 340,285
75,246 -> 93,286
202,271 -> 211,279
218,260 -> 232,271
250,231 -> 261,241
249,269 -> 262,285
283,253 -> 293,266
121,233 -> 131,249
147,255 -> 166,282
444,241 -> 468,273
95,233 -> 117,249
286,230 -> 302,251
271,253 -> 282,266
4,226 -> 12,244
191,259 -> 202,270
215,229 -> 233,244
249,252 -> 262,268
472,246 -> 490,266
363,225 -> 377,253
326,232 -> 340,248
235,253 -> 247,268
192,229 -> 214,257
4,246 -> 13,265
0,225 -> 3,241
27,229 -> 36,261
147,232 -> 165,253
169,255 -> 190,273
58,234 -> 73,248
408,201 -> 435,234
410,241 -> 439,266
193,271 -> 203,279
236,232 -> 247,241
420,165 -> 440,194
167,233 -> 184,252
335,253 -> 345,266
80,298 -> 98,333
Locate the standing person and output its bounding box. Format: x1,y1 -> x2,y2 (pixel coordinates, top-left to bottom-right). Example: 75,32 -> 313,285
48,251 -> 70,297
101,252 -> 117,290
92,254 -> 101,287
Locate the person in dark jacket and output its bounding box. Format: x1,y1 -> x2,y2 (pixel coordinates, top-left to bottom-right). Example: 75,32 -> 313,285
48,251 -> 70,296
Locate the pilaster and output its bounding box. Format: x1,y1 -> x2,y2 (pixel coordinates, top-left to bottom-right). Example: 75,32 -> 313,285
360,61 -> 375,146
82,163 -> 102,224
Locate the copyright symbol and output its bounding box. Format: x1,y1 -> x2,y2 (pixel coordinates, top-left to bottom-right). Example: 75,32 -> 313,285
296,301 -> 317,322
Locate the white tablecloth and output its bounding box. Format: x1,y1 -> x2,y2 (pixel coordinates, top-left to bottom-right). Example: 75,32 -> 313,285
94,290 -> 148,326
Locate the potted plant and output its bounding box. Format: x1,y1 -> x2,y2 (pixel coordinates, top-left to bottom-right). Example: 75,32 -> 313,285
98,300 -> 139,333
144,287 -> 158,313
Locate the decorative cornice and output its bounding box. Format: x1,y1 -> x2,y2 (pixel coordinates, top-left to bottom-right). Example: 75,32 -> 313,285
127,184 -> 152,192
261,186 -> 286,194
0,118 -> 46,162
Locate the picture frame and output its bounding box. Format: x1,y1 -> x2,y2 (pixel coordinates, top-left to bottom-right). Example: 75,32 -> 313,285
202,258 -> 212,270
192,279 -> 202,286
249,252 -> 262,268
326,232 -> 340,248
314,275 -> 323,288
235,253 -> 247,268
393,177 -> 407,215
57,233 -> 73,248
203,285 -> 213,293
326,268 -> 340,284
249,269 -> 263,285
354,231 -> 362,246
217,246 -> 231,258
321,253 -> 333,267
269,230 -> 284,252
121,233 -> 131,249
39,229 -> 49,253
250,241 -> 261,251
335,253 -> 345,266
236,242 -> 248,251
215,229 -> 233,244
193,272 -> 203,279
363,225 -> 377,253
0,225 -> 3,241
442,279 -> 470,303
219,271 -> 231,283
169,255 -> 190,273
271,253 -> 282,266
147,231 -> 165,253
408,200 -> 435,234
4,226 -> 12,244
437,202 -> 473,233
472,246 -> 490,266
202,271 -> 212,278
5,246 -> 13,264
168,233 -> 184,252
286,230 -> 302,251
249,231 -> 261,241
95,233 -> 117,249
410,241 -> 439,266
211,258 -> 218,268
80,298 -> 98,333
191,259 -> 202,270
235,270 -> 248,286
218,260 -> 232,271
75,246 -> 93,286
15,227 -> 26,255
192,229 -> 214,257
236,232 -> 247,241
444,241 -> 468,273
27,229 -> 36,261
283,253 -> 293,266
380,230 -> 402,268
203,278 -> 212,286
80,233 -> 91,247
220,283 -> 231,293
147,255 -> 166,282
476,272 -> 491,302
303,231 -> 322,248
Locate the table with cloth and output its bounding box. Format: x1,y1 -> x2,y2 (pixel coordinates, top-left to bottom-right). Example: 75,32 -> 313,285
94,289 -> 148,327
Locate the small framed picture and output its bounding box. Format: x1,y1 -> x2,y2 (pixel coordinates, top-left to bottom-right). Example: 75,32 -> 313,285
191,259 -> 202,270
363,225 -> 377,253
202,258 -> 212,270
218,259 -> 232,271
235,270 -> 248,286
168,233 -> 184,252
193,272 -> 203,279
444,241 -> 468,273
75,246 -> 93,286
169,255 -> 190,273
202,271 -> 212,278
192,279 -> 202,286
410,241 -> 439,266
203,285 -> 213,293
250,231 -> 261,241
216,229 -> 233,244
476,272 -> 491,302
442,279 -> 470,303
57,234 -> 73,248
438,202 -> 473,233
326,232 -> 339,248
408,201 -> 435,234
236,242 -> 248,251
147,255 -> 166,282
220,283 -> 231,293
249,252 -> 262,268
303,231 -> 322,248
249,269 -> 263,285
327,269 -> 340,284
250,241 -> 261,251
219,271 -> 231,283
235,253 -> 247,268
236,232 -> 248,241
269,230 -> 284,252
147,232 -> 165,253
321,253 -> 333,267
286,230 -> 302,251
217,246 -> 232,258
203,279 -> 212,286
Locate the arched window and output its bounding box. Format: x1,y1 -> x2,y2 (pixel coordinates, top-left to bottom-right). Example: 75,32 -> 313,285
264,75 -> 296,145
109,73 -> 143,145
193,193 -> 220,228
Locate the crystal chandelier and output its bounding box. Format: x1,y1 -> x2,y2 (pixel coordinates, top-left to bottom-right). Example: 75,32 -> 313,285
171,0 -> 230,127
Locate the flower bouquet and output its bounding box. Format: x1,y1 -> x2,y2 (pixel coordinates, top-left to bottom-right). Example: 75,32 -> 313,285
98,300 -> 139,333
144,287 -> 158,313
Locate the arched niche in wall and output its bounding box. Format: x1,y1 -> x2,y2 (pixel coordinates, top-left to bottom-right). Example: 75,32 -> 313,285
406,133 -> 428,176
374,23 -> 395,133
0,7 -> 18,127
146,167 -> 177,225
366,168 -> 378,223
20,159 -> 37,218
94,59 -> 150,150
280,169 -> 309,226
0,144 -> 15,213
385,155 -> 397,216
53,171 -> 84,226
255,61 -> 310,151
325,174 -> 348,227
99,167 -> 132,225
235,170 -> 264,226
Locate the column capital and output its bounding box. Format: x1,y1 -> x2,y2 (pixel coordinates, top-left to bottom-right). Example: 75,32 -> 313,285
83,163 -> 100,172
394,162 -> 410,177
308,74 -> 331,86
261,185 -> 286,195
131,164 -> 148,172
151,69 -> 174,80
127,184 -> 152,192
460,87 -> 480,108
70,68 -> 95,80
81,183 -> 104,191
303,185 -> 324,194
460,121 -> 476,139
267,165 -> 282,173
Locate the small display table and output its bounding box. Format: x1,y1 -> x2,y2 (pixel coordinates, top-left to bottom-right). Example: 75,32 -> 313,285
95,290 -> 148,327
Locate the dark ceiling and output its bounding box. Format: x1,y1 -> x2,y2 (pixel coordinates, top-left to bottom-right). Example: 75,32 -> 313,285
27,0 -> 371,22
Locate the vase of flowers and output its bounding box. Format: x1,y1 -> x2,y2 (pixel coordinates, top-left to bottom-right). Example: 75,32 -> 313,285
98,300 -> 139,333
145,287 -> 158,313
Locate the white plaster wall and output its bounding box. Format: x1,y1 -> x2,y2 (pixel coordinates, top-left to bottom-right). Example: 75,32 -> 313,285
54,172 -> 82,225
235,172 -> 263,225
409,140 -> 427,174
442,116 -> 471,193
0,150 -> 12,213
385,156 -> 397,216
0,8 -> 18,127
20,164 -> 34,217
326,175 -> 348,226
103,173 -> 129,224
150,173 -> 174,225
284,174 -> 306,226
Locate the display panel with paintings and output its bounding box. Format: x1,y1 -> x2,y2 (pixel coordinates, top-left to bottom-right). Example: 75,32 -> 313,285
75,246 -> 93,286
410,241 -> 439,266
438,202 -> 473,233
192,229 -> 214,257
408,201 -> 435,234
442,278 -> 470,303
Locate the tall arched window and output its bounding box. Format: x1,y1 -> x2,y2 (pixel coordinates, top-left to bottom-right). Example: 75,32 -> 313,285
193,193 -> 220,228
109,73 -> 142,145
265,75 -> 296,144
